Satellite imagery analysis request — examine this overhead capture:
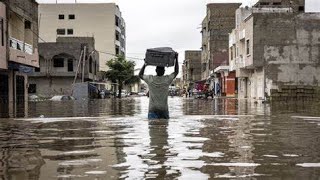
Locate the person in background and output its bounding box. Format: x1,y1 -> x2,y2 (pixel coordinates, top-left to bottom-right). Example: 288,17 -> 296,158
139,56 -> 179,119
216,83 -> 221,96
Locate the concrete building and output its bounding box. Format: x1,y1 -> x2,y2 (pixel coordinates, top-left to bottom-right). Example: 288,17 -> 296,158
38,3 -> 126,83
184,50 -> 202,91
200,3 -> 241,96
0,0 -> 39,118
229,0 -> 320,101
28,37 -> 99,97
254,0 -> 305,12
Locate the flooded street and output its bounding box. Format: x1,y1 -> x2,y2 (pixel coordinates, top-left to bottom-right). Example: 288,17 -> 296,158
1,97 -> 320,179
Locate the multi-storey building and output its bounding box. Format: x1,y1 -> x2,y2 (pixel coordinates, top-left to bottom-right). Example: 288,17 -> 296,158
254,0 -> 305,12
229,0 -> 320,101
38,3 -> 126,86
28,37 -> 99,97
200,3 -> 241,96
0,0 -> 39,118
184,50 -> 202,90
182,64 -> 187,89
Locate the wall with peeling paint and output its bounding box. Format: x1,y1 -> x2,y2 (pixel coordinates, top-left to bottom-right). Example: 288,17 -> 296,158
254,13 -> 320,98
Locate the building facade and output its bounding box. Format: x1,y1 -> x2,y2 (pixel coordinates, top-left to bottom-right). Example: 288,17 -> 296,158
254,0 -> 305,12
229,0 -> 320,101
184,50 -> 202,91
0,0 -> 39,118
28,37 -> 99,98
200,3 -> 241,96
38,3 -> 125,84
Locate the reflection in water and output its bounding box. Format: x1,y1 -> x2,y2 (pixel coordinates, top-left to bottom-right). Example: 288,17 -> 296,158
0,97 -> 319,179
0,120 -> 45,180
146,120 -> 169,178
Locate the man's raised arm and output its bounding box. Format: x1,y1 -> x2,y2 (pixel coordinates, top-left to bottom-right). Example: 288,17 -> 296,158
173,54 -> 179,78
139,63 -> 147,80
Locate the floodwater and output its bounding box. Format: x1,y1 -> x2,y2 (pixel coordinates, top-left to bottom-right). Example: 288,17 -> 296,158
1,97 -> 320,179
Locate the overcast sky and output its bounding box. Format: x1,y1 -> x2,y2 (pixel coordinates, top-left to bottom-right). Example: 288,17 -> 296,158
36,0 -> 320,75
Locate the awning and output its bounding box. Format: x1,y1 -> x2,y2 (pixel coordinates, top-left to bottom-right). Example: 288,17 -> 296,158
194,80 -> 206,84
214,66 -> 230,73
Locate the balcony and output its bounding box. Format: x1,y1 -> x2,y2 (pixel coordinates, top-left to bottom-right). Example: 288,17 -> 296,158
251,7 -> 293,13
229,59 -> 237,72
239,29 -> 245,40
9,37 -> 39,68
229,35 -> 236,48
115,40 -> 121,47
236,55 -> 255,69
236,56 -> 244,68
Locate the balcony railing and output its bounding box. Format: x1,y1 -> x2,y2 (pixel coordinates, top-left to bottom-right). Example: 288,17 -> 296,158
239,29 -> 245,40
251,7 -> 292,13
9,37 -> 33,55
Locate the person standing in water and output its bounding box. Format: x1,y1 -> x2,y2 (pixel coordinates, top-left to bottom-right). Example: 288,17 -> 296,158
139,56 -> 179,119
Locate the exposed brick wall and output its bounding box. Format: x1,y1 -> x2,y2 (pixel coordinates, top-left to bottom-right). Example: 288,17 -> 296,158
270,85 -> 320,101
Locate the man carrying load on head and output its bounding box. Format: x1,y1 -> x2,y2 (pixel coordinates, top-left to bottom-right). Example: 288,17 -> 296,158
139,49 -> 179,119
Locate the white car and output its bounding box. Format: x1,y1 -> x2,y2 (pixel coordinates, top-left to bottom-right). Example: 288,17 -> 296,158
50,95 -> 75,101
138,92 -> 146,96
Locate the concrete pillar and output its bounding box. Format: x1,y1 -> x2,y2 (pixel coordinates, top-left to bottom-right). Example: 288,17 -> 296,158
8,70 -> 14,117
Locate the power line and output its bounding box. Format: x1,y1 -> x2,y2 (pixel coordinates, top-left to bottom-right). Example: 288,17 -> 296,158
96,50 -> 144,61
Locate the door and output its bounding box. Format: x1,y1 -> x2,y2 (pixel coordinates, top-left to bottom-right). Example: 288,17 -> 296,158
68,59 -> 73,72
0,74 -> 9,118
16,75 -> 25,117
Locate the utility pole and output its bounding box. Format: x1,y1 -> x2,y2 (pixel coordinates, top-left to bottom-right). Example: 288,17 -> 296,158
71,50 -> 84,96
82,46 -> 86,82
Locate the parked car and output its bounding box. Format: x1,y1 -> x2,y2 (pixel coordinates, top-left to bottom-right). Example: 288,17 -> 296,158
116,90 -> 129,97
138,92 -> 146,96
50,95 -> 75,101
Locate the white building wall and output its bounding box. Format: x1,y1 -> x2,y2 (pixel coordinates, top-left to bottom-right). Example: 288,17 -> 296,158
247,68 -> 265,100
39,3 -> 125,72
29,77 -> 75,97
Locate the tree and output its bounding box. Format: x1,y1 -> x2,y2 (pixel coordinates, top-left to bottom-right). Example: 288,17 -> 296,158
105,56 -> 137,98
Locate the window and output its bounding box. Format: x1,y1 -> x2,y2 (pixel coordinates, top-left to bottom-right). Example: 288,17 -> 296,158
115,45 -> 120,55
260,2 -> 270,6
35,67 -> 40,72
17,43 -> 21,50
299,6 -> 305,12
57,29 -> 65,35
24,20 -> 31,29
1,19 -> 4,46
68,59 -> 73,72
273,2 -> 281,5
115,15 -> 120,26
28,84 -> 36,93
53,58 -> 64,67
58,14 -> 64,20
230,47 -> 233,60
89,58 -> 92,73
115,31 -> 120,41
69,14 -> 75,19
246,39 -> 250,55
67,29 -> 73,35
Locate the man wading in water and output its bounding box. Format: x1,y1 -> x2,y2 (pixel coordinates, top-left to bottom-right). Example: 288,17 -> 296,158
139,56 -> 179,119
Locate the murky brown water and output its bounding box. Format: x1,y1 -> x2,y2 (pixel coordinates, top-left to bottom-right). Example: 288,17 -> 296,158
1,97 -> 320,179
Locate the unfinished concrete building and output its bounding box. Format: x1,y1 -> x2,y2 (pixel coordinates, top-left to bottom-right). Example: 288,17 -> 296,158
254,0 -> 305,13
229,0 -> 320,101
200,3 -> 241,96
28,37 -> 99,98
0,0 -> 39,117
184,50 -> 202,90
